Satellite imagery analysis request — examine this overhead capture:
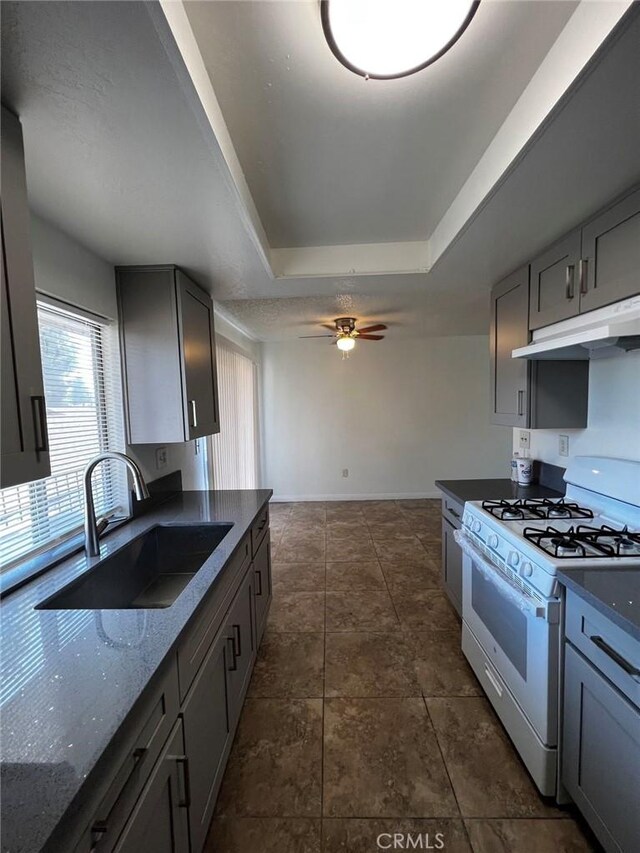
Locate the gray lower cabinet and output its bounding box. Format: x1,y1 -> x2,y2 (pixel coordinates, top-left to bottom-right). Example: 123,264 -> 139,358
529,230 -> 582,330
579,186 -> 640,313
562,589 -> 640,853
489,267 -> 589,429
562,643 -> 639,853
441,496 -> 463,617
225,565 -> 256,723
113,720 -> 190,853
181,629 -> 230,853
69,517 -> 271,853
1,106 -> 50,487
117,265 -> 220,444
253,532 -> 272,644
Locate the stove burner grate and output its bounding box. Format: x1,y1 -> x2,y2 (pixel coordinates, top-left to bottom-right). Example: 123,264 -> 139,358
523,524 -> 640,559
482,498 -> 594,521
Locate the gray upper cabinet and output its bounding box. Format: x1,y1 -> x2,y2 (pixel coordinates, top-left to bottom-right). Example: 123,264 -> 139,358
489,267 -> 589,429
490,266 -> 531,427
529,230 -> 582,331
1,107 -> 50,488
117,265 -> 220,444
579,187 -> 640,313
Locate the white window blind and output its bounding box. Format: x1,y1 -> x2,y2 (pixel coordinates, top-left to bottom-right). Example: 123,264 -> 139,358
0,299 -> 127,571
210,339 -> 258,489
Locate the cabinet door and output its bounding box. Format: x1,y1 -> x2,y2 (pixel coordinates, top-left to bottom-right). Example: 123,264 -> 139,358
579,187 -> 640,313
253,532 -> 272,645
442,516 -> 462,617
562,643 -> 640,853
176,271 -> 220,440
113,720 -> 189,853
1,107 -> 50,487
181,630 -> 231,853
489,266 -> 530,427
226,566 -> 256,728
529,230 -> 581,330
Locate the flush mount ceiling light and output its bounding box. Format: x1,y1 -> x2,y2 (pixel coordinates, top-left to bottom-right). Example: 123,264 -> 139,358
321,0 -> 479,80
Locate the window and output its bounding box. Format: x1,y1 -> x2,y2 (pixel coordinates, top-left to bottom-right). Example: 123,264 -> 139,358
209,339 -> 259,489
0,299 -> 127,573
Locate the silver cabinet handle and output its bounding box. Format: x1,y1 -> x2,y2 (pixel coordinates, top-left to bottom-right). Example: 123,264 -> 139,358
590,635 -> 640,682
31,395 -> 48,452
516,389 -> 524,417
188,399 -> 198,428
579,258 -> 588,294
565,264 -> 575,299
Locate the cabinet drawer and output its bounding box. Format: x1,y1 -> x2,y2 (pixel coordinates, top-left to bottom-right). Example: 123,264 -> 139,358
251,504 -> 269,556
441,495 -> 464,529
73,662 -> 180,853
177,536 -> 251,700
565,588 -> 639,708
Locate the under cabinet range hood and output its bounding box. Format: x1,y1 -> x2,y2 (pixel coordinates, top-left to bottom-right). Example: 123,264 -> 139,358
513,295 -> 640,359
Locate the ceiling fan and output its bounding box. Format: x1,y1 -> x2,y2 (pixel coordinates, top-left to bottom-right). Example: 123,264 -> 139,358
299,317 -> 387,352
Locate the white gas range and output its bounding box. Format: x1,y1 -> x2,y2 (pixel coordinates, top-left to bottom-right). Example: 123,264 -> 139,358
456,456 -> 640,800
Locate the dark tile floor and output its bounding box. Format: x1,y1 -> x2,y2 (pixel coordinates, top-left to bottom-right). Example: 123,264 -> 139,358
206,500 -> 598,853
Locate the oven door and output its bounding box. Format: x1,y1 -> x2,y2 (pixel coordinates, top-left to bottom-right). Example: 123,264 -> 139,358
458,533 -> 559,746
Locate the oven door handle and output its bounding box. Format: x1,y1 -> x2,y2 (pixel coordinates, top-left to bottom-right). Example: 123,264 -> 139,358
455,529 -> 542,618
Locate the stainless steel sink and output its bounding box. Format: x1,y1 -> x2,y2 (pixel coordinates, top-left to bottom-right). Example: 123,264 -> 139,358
37,523 -> 233,610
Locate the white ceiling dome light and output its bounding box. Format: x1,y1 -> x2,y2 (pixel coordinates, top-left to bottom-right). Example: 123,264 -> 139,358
321,0 -> 480,80
336,335 -> 356,352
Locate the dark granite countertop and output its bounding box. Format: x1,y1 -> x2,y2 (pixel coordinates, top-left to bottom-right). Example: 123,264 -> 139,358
435,478 -> 564,505
0,489 -> 272,853
558,568 -> 640,641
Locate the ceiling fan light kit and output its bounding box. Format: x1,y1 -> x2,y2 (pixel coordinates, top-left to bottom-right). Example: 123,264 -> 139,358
299,316 -> 388,356
321,0 -> 480,80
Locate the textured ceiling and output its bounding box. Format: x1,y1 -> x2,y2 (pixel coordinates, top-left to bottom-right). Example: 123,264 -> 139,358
2,2 -> 639,341
183,0 -> 578,249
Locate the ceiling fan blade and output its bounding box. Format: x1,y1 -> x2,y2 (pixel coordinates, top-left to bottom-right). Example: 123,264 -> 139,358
322,323 -> 337,332
298,334 -> 335,338
358,334 -> 384,341
357,324 -> 387,334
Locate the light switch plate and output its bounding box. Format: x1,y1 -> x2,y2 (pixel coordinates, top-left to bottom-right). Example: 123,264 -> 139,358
342,468 -> 349,478
559,435 -> 569,457
519,430 -> 530,450
155,446 -> 168,469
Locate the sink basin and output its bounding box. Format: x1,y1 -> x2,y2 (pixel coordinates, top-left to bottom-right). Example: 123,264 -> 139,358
37,523 -> 233,610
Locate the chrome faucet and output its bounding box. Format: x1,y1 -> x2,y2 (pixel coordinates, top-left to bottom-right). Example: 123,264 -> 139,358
83,452 -> 150,557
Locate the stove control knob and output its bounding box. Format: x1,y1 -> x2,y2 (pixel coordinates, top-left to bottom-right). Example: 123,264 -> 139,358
473,520 -> 482,534
521,562 -> 534,578
508,551 -> 520,567
488,534 -> 499,549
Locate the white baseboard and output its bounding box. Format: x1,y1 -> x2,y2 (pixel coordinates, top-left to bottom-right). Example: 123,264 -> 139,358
270,491 -> 442,502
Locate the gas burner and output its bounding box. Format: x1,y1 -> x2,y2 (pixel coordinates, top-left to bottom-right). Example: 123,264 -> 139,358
575,524 -> 640,557
482,498 -> 594,522
524,524 -> 640,559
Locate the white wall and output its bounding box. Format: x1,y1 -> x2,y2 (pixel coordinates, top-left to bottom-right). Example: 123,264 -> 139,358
512,350 -> 640,466
262,336 -> 512,500
30,214 -> 205,488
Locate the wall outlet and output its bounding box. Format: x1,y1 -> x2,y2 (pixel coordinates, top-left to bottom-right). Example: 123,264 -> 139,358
155,446 -> 168,470
519,430 -> 530,450
342,468 -> 349,478
559,435 -> 570,457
